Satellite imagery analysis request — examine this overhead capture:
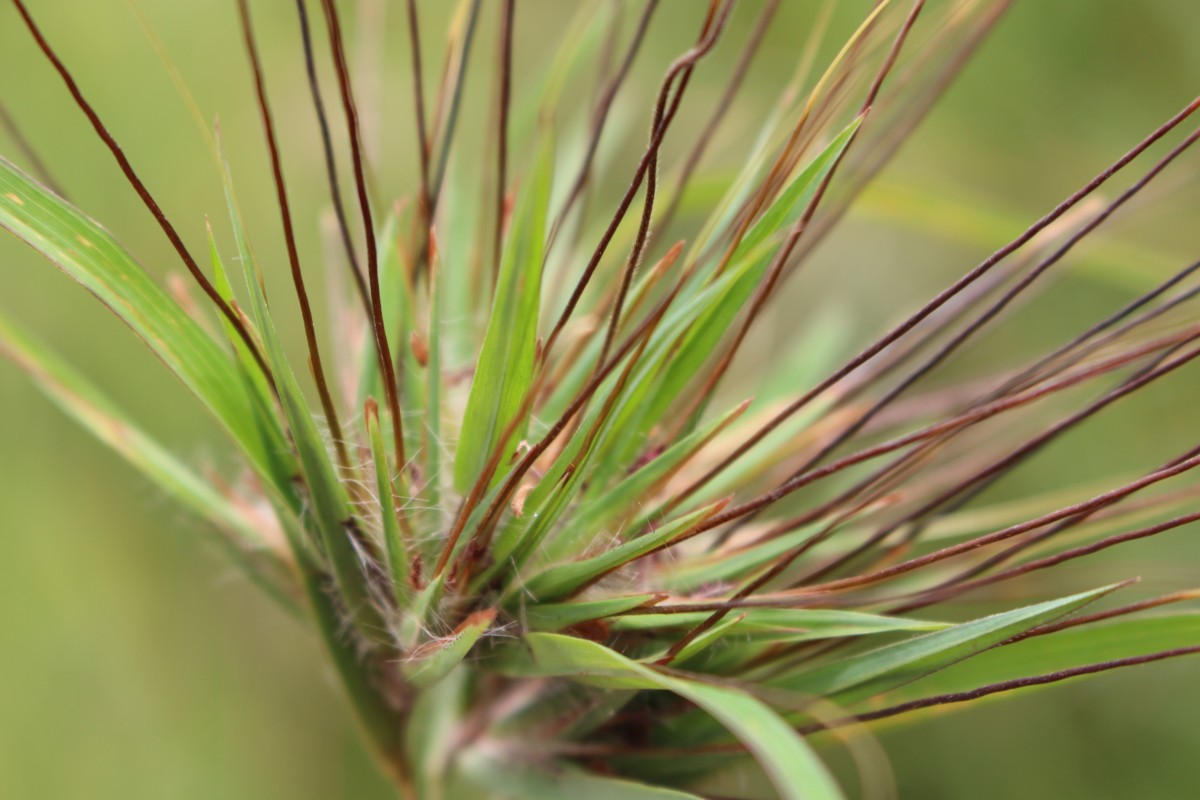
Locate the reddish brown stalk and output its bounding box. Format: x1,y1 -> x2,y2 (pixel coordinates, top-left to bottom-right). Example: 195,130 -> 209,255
538,241 -> 685,404
746,582 -> 1200,676
705,191 -> 1027,506
777,1 -> 1014,282
430,0 -> 482,201
802,331 -> 1200,586
989,262 -> 1200,402
0,101 -> 67,199
696,0 -> 891,289
597,115 -> 658,368
862,2 -> 925,111
438,3 -> 733,568
797,447 -> 1200,598
464,308 -> 665,590
709,122 -> 1200,559
437,248 -> 698,578
669,0 -> 925,453
405,0 -> 434,212
293,0 -> 370,315
748,335 -> 1142,582
433,409 -> 528,577
492,0 -> 515,284
658,9 -> 935,538
404,0 -> 433,254
734,431 -> 977,567
917,438 -> 1200,597
639,439 -> 1200,632
765,125 -> 1200,511
822,254 -> 1032,419
706,4 -> 1015,426
657,480 -> 895,665
542,0 -> 733,364
236,0 -> 349,469
653,0 -> 780,241
618,240 -> 686,328
747,323 -> 1200,568
700,333 -> 998,552
848,252 -> 1200,447
911,510 -> 1200,609
594,2 -> 734,368
1029,307 -> 1200,411
671,93 -> 1200,509
741,257 -> 1200,559
545,0 -> 662,254
788,347 -> 1191,591
11,0 -> 274,388
616,595 -> 842,616
740,324 -> 1200,525
684,49 -> 904,416
797,646 -> 1200,735
317,0 -> 406,473
1009,590 -> 1200,642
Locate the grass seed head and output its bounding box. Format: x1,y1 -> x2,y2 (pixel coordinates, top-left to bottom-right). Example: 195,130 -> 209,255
3,1 -> 1200,797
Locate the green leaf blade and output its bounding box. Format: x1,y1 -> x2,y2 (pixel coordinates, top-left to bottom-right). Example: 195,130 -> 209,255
403,609 -> 496,689
0,156 -> 271,474
775,584 -> 1123,701
453,133 -> 555,493
520,501 -> 726,602
525,633 -> 844,800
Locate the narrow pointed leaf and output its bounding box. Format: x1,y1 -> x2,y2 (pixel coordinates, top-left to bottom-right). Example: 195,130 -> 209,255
774,584 -> 1122,700
454,133 -> 554,492
626,121 -> 862,451
877,610 -> 1200,711
525,633 -> 844,800
521,501 -> 726,601
366,398 -> 411,602
616,608 -> 948,640
0,157 -> 273,474
571,400 -> 750,539
403,609 -> 496,689
215,168 -> 385,641
521,594 -> 663,631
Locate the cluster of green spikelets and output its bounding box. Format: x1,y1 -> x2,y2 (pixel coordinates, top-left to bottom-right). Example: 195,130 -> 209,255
3,0 -> 1200,797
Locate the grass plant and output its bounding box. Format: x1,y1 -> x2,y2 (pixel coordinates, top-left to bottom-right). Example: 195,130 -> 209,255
3,1 -> 1199,797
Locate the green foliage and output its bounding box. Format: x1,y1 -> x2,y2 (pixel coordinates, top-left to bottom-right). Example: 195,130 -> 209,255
0,158 -> 276,475
454,132 -> 554,494
3,2 -> 1199,798
772,585 -> 1118,701
522,633 -> 843,800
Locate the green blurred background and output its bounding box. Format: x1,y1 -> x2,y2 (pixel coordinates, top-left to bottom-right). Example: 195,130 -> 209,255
2,1 -> 1198,797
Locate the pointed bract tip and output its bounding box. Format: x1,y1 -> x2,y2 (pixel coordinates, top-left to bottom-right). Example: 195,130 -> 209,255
511,483 -> 535,517
409,331 -> 429,367
428,227 -> 440,266
712,495 -> 735,513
